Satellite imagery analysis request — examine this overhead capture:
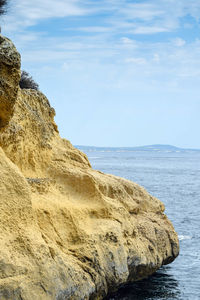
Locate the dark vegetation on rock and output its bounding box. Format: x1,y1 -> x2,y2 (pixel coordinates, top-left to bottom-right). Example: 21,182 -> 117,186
19,70 -> 39,91
0,0 -> 8,16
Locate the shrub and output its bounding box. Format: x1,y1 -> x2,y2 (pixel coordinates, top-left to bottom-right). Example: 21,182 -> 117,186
19,71 -> 39,91
0,0 -> 8,16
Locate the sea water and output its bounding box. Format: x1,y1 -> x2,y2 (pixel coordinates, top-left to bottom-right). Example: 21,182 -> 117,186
78,148 -> 200,300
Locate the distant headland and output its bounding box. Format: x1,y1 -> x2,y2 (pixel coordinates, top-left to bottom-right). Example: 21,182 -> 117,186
76,144 -> 200,152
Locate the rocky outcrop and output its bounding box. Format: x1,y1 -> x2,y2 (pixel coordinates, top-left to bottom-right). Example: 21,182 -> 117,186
0,35 -> 21,129
0,35 -> 179,300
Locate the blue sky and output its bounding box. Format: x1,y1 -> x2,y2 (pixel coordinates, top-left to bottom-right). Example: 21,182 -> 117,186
2,0 -> 200,148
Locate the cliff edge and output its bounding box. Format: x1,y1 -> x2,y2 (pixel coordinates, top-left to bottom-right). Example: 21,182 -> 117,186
0,35 -> 179,300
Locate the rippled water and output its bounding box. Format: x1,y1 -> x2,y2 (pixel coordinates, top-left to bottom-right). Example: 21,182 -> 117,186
79,149 -> 200,300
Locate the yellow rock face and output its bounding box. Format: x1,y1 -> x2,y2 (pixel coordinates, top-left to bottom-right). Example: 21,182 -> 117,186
0,35 -> 179,300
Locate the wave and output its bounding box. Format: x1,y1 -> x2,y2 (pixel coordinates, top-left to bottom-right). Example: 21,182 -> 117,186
178,235 -> 192,241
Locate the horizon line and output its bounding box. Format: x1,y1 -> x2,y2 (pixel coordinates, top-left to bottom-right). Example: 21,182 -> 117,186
74,144 -> 200,151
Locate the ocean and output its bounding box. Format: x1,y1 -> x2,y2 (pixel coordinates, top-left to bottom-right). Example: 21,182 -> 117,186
77,147 -> 200,300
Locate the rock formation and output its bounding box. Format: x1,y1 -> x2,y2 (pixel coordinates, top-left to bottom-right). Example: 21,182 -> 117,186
0,35 -> 21,128
0,35 -> 179,300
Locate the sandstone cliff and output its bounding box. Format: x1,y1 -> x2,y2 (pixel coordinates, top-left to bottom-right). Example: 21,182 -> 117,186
0,35 -> 179,300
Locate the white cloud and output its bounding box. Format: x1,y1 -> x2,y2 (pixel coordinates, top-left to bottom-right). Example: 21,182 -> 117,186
3,0 -> 200,37
16,0 -> 87,19
3,0 -> 89,32
131,26 -> 170,35
173,38 -> 186,47
76,26 -> 111,33
153,54 -> 160,63
121,3 -> 165,21
125,57 -> 146,65
120,37 -> 138,49
121,37 -> 133,44
2,0 -> 200,97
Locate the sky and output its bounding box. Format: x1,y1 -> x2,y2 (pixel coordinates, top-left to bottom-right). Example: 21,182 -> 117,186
1,0 -> 200,148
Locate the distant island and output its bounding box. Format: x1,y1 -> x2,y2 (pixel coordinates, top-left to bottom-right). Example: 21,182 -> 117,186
76,144 -> 200,152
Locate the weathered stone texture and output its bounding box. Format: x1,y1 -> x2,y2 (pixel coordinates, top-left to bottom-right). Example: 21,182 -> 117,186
0,35 -> 179,300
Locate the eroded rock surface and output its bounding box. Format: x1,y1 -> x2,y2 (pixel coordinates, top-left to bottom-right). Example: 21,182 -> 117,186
0,35 -> 21,129
0,35 -> 179,300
